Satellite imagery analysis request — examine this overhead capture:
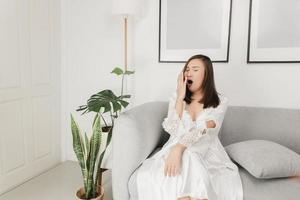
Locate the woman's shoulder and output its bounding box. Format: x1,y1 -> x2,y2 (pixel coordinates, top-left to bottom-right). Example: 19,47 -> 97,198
210,93 -> 229,113
218,93 -> 229,105
206,93 -> 228,111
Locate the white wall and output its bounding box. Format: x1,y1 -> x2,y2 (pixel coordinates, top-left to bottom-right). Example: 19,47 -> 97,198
61,0 -> 135,161
62,0 -> 300,161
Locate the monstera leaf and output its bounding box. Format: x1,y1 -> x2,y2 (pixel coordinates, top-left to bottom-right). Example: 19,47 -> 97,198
76,89 -> 130,115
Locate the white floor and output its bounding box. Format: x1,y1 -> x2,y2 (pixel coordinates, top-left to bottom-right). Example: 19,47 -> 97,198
0,161 -> 112,200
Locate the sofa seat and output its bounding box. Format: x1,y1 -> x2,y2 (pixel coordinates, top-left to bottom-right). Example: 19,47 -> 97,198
127,148 -> 300,200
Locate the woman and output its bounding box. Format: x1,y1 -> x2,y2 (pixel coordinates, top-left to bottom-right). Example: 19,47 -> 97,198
136,54 -> 243,200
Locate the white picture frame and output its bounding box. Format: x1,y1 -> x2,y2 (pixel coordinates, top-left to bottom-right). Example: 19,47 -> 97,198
247,0 -> 300,63
159,0 -> 233,63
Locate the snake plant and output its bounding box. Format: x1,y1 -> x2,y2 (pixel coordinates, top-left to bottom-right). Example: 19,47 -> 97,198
71,113 -> 104,199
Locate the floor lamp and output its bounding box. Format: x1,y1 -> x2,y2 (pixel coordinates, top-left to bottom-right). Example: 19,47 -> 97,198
112,0 -> 139,96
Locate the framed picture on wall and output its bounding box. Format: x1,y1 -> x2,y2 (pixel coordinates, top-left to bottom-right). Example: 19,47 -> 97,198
247,0 -> 300,63
158,0 -> 233,63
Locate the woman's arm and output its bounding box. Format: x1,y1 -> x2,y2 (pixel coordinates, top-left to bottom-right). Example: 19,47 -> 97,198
178,96 -> 229,148
164,119 -> 216,177
162,70 -> 187,137
164,108 -> 216,176
175,96 -> 185,119
173,120 -> 216,150
161,92 -> 185,137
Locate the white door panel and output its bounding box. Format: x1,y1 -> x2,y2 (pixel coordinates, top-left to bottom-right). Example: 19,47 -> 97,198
0,0 -> 61,194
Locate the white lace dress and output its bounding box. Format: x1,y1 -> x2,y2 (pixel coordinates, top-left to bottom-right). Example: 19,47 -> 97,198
136,91 -> 243,200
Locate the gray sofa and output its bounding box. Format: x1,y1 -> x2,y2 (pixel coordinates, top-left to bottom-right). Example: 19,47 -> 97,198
111,101 -> 300,200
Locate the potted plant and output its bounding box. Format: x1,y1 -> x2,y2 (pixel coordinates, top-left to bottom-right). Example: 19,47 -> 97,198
71,113 -> 104,200
73,67 -> 134,198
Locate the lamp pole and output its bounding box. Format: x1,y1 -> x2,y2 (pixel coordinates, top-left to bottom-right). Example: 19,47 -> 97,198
124,16 -> 128,72
112,0 -> 141,99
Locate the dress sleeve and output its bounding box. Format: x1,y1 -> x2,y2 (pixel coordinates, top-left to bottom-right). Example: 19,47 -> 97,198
161,92 -> 185,137
204,95 -> 229,132
178,95 -> 229,148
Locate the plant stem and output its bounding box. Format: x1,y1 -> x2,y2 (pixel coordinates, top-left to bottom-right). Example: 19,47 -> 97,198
121,73 -> 124,97
99,112 -> 108,127
109,110 -> 114,125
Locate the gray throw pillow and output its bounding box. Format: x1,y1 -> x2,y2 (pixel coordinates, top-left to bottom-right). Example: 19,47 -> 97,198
225,139 -> 300,179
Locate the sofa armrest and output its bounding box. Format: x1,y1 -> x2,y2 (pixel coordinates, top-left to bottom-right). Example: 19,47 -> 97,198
112,101 -> 168,200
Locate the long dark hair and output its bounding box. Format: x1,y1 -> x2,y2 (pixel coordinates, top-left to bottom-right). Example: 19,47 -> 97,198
183,54 -> 220,109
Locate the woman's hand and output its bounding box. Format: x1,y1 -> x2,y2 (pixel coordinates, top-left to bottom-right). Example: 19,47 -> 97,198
206,120 -> 216,129
177,71 -> 187,100
164,144 -> 186,177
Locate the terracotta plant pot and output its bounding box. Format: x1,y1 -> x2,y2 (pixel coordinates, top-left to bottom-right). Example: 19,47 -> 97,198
75,186 -> 104,200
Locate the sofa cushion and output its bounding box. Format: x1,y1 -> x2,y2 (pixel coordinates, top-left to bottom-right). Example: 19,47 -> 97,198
238,167 -> 300,200
225,139 -> 300,179
219,106 -> 300,155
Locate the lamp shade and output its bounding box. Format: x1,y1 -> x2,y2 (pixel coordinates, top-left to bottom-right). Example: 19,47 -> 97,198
112,0 -> 141,17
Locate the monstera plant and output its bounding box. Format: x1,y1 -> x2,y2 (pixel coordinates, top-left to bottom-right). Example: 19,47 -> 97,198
77,67 -> 134,122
